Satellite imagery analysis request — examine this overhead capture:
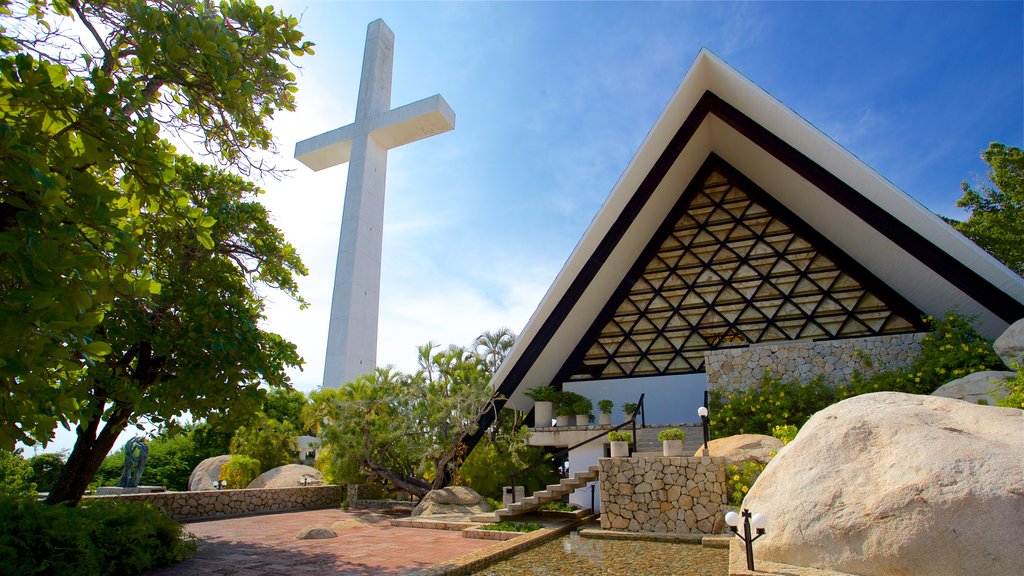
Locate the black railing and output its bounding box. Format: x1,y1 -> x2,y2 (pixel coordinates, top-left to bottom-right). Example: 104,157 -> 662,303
509,393 -> 645,505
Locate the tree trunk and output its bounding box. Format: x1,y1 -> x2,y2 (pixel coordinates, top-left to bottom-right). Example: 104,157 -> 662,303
364,459 -> 430,498
45,405 -> 131,506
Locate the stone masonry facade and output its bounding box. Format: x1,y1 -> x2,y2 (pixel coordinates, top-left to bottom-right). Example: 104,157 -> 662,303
85,485 -> 343,521
705,332 -> 925,394
600,456 -> 727,534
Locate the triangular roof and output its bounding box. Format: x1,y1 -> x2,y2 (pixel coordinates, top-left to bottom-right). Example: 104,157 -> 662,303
488,49 -> 1024,414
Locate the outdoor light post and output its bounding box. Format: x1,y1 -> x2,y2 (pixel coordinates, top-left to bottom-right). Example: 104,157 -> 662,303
725,509 -> 767,571
697,406 -> 710,456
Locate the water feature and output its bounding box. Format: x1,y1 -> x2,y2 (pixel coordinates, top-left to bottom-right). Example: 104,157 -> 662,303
471,531 -> 728,575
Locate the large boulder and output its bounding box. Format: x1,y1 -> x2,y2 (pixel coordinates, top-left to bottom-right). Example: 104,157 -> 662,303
188,455 -> 232,491
247,464 -> 323,489
743,392 -> 1024,576
411,486 -> 494,517
693,433 -> 782,465
994,318 -> 1024,367
930,370 -> 1015,405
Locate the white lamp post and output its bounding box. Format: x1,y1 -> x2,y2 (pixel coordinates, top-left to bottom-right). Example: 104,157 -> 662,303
726,508 -> 767,571
697,405 -> 710,456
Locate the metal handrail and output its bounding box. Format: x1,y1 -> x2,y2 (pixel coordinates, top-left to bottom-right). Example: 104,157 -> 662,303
509,393 -> 645,505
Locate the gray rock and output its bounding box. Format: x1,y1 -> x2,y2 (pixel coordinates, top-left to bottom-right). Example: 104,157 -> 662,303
743,392 -> 1024,576
994,318 -> 1024,367
411,486 -> 494,517
930,370 -> 1014,405
188,455 -> 232,491
295,525 -> 336,539
247,464 -> 323,489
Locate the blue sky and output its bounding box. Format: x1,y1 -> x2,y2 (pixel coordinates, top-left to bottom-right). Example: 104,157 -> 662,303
32,1 -> 1024,454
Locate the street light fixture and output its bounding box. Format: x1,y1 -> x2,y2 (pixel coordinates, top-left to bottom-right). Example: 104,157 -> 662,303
697,405 -> 710,456
725,508 -> 767,571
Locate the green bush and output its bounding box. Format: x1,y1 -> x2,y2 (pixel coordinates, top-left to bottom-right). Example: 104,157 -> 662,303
657,429 -> 685,442
0,450 -> 35,497
555,391 -> 587,416
524,385 -> 559,402
479,521 -> 542,532
571,396 -> 593,416
623,402 -> 638,417
28,453 -> 65,494
219,455 -> 261,489
725,461 -> 766,507
608,431 -> 632,442
709,374 -> 835,438
997,364 -> 1024,409
597,399 -> 614,414
540,500 -> 580,512
0,496 -> 196,575
771,425 -> 798,446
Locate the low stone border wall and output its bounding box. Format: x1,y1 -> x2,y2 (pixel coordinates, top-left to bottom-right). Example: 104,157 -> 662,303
461,528 -> 524,541
85,485 -> 343,521
600,456 -> 727,534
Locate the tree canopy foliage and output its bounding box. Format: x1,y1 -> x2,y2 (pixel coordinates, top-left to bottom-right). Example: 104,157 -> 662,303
1,0 -> 315,507
950,142 -> 1023,275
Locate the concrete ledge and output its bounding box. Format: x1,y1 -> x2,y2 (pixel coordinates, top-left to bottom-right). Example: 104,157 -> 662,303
579,528 -> 704,543
702,535 -> 733,549
728,540 -> 856,576
461,528 -> 526,541
390,518 -> 483,531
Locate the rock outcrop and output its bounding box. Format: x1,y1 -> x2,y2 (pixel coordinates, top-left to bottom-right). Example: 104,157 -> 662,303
188,455 -> 232,491
743,392 -> 1024,576
692,433 -> 782,465
295,525 -> 336,539
930,370 -> 1014,405
994,318 -> 1024,367
247,464 -> 323,489
410,486 -> 494,517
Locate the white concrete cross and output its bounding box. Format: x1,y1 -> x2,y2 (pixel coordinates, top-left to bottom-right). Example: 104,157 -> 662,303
295,19 -> 455,389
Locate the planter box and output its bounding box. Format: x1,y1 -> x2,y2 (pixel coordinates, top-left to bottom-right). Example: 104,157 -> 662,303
555,414 -> 572,427
534,401 -> 553,427
610,441 -> 630,458
598,413 -> 612,426
662,439 -> 685,457
575,414 -> 589,426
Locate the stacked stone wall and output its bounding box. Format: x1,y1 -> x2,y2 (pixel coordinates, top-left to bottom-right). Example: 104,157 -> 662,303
600,456 -> 726,534
84,485 -> 343,521
705,333 -> 925,394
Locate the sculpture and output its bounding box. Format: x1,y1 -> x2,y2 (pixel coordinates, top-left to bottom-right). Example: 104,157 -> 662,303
116,436 -> 149,488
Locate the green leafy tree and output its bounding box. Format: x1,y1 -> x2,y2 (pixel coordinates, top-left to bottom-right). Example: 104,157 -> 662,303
44,156 -> 307,505
0,1 -> 313,453
949,143 -> 1024,275
262,388 -> 308,431
229,413 -> 297,473
0,448 -> 35,496
28,451 -> 65,493
218,454 -> 260,489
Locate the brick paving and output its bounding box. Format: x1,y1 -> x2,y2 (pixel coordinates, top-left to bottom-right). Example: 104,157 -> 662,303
146,508 -> 501,575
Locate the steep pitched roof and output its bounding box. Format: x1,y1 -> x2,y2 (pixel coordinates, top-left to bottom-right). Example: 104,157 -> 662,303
488,49 -> 1024,415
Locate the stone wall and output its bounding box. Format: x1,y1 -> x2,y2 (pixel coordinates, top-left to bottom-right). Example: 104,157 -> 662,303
705,333 -> 925,394
85,485 -> 343,521
600,456 -> 727,534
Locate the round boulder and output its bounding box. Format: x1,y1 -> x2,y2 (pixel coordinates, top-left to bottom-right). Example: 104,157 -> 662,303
994,318 -> 1024,367
743,392 -> 1024,576
411,486 -> 494,517
692,433 -> 782,465
295,525 -> 335,540
930,370 -> 1015,405
247,464 -> 323,489
188,455 -> 232,491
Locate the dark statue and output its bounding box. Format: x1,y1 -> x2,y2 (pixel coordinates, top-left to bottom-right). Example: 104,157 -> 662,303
116,436 -> 149,488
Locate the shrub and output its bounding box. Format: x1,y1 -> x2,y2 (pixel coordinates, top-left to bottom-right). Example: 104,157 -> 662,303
725,460 -> 766,507
0,450 -> 36,497
479,521 -> 542,532
997,364 -> 1024,409
555,391 -> 586,416
524,385 -> 559,402
657,429 -> 685,442
597,399 -> 614,414
218,455 -> 261,489
28,453 -> 65,494
623,402 -> 638,417
571,396 -> 593,416
771,425 -> 798,446
0,496 -> 196,575
608,431 -> 632,442
709,373 -> 834,438
540,500 -> 580,512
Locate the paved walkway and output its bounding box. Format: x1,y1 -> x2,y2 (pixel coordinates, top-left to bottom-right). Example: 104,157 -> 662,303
146,508 -> 501,575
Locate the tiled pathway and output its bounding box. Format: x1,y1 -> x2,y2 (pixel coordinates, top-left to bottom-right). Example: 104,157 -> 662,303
146,508 -> 499,575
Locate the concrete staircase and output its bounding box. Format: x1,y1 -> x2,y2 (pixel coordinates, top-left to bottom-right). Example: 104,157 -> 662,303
471,465 -> 602,521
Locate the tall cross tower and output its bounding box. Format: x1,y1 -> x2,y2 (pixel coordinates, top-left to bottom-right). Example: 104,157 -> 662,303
295,19 -> 455,389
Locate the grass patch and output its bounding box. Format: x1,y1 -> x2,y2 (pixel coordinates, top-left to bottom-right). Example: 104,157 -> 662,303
540,501 -> 579,512
479,521 -> 543,532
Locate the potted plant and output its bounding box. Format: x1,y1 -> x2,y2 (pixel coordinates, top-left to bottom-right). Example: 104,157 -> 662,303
597,400 -> 614,426
608,430 -> 632,458
525,385 -> 558,427
572,396 -> 593,427
623,402 -> 638,422
554,392 -> 576,427
658,429 -> 686,457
